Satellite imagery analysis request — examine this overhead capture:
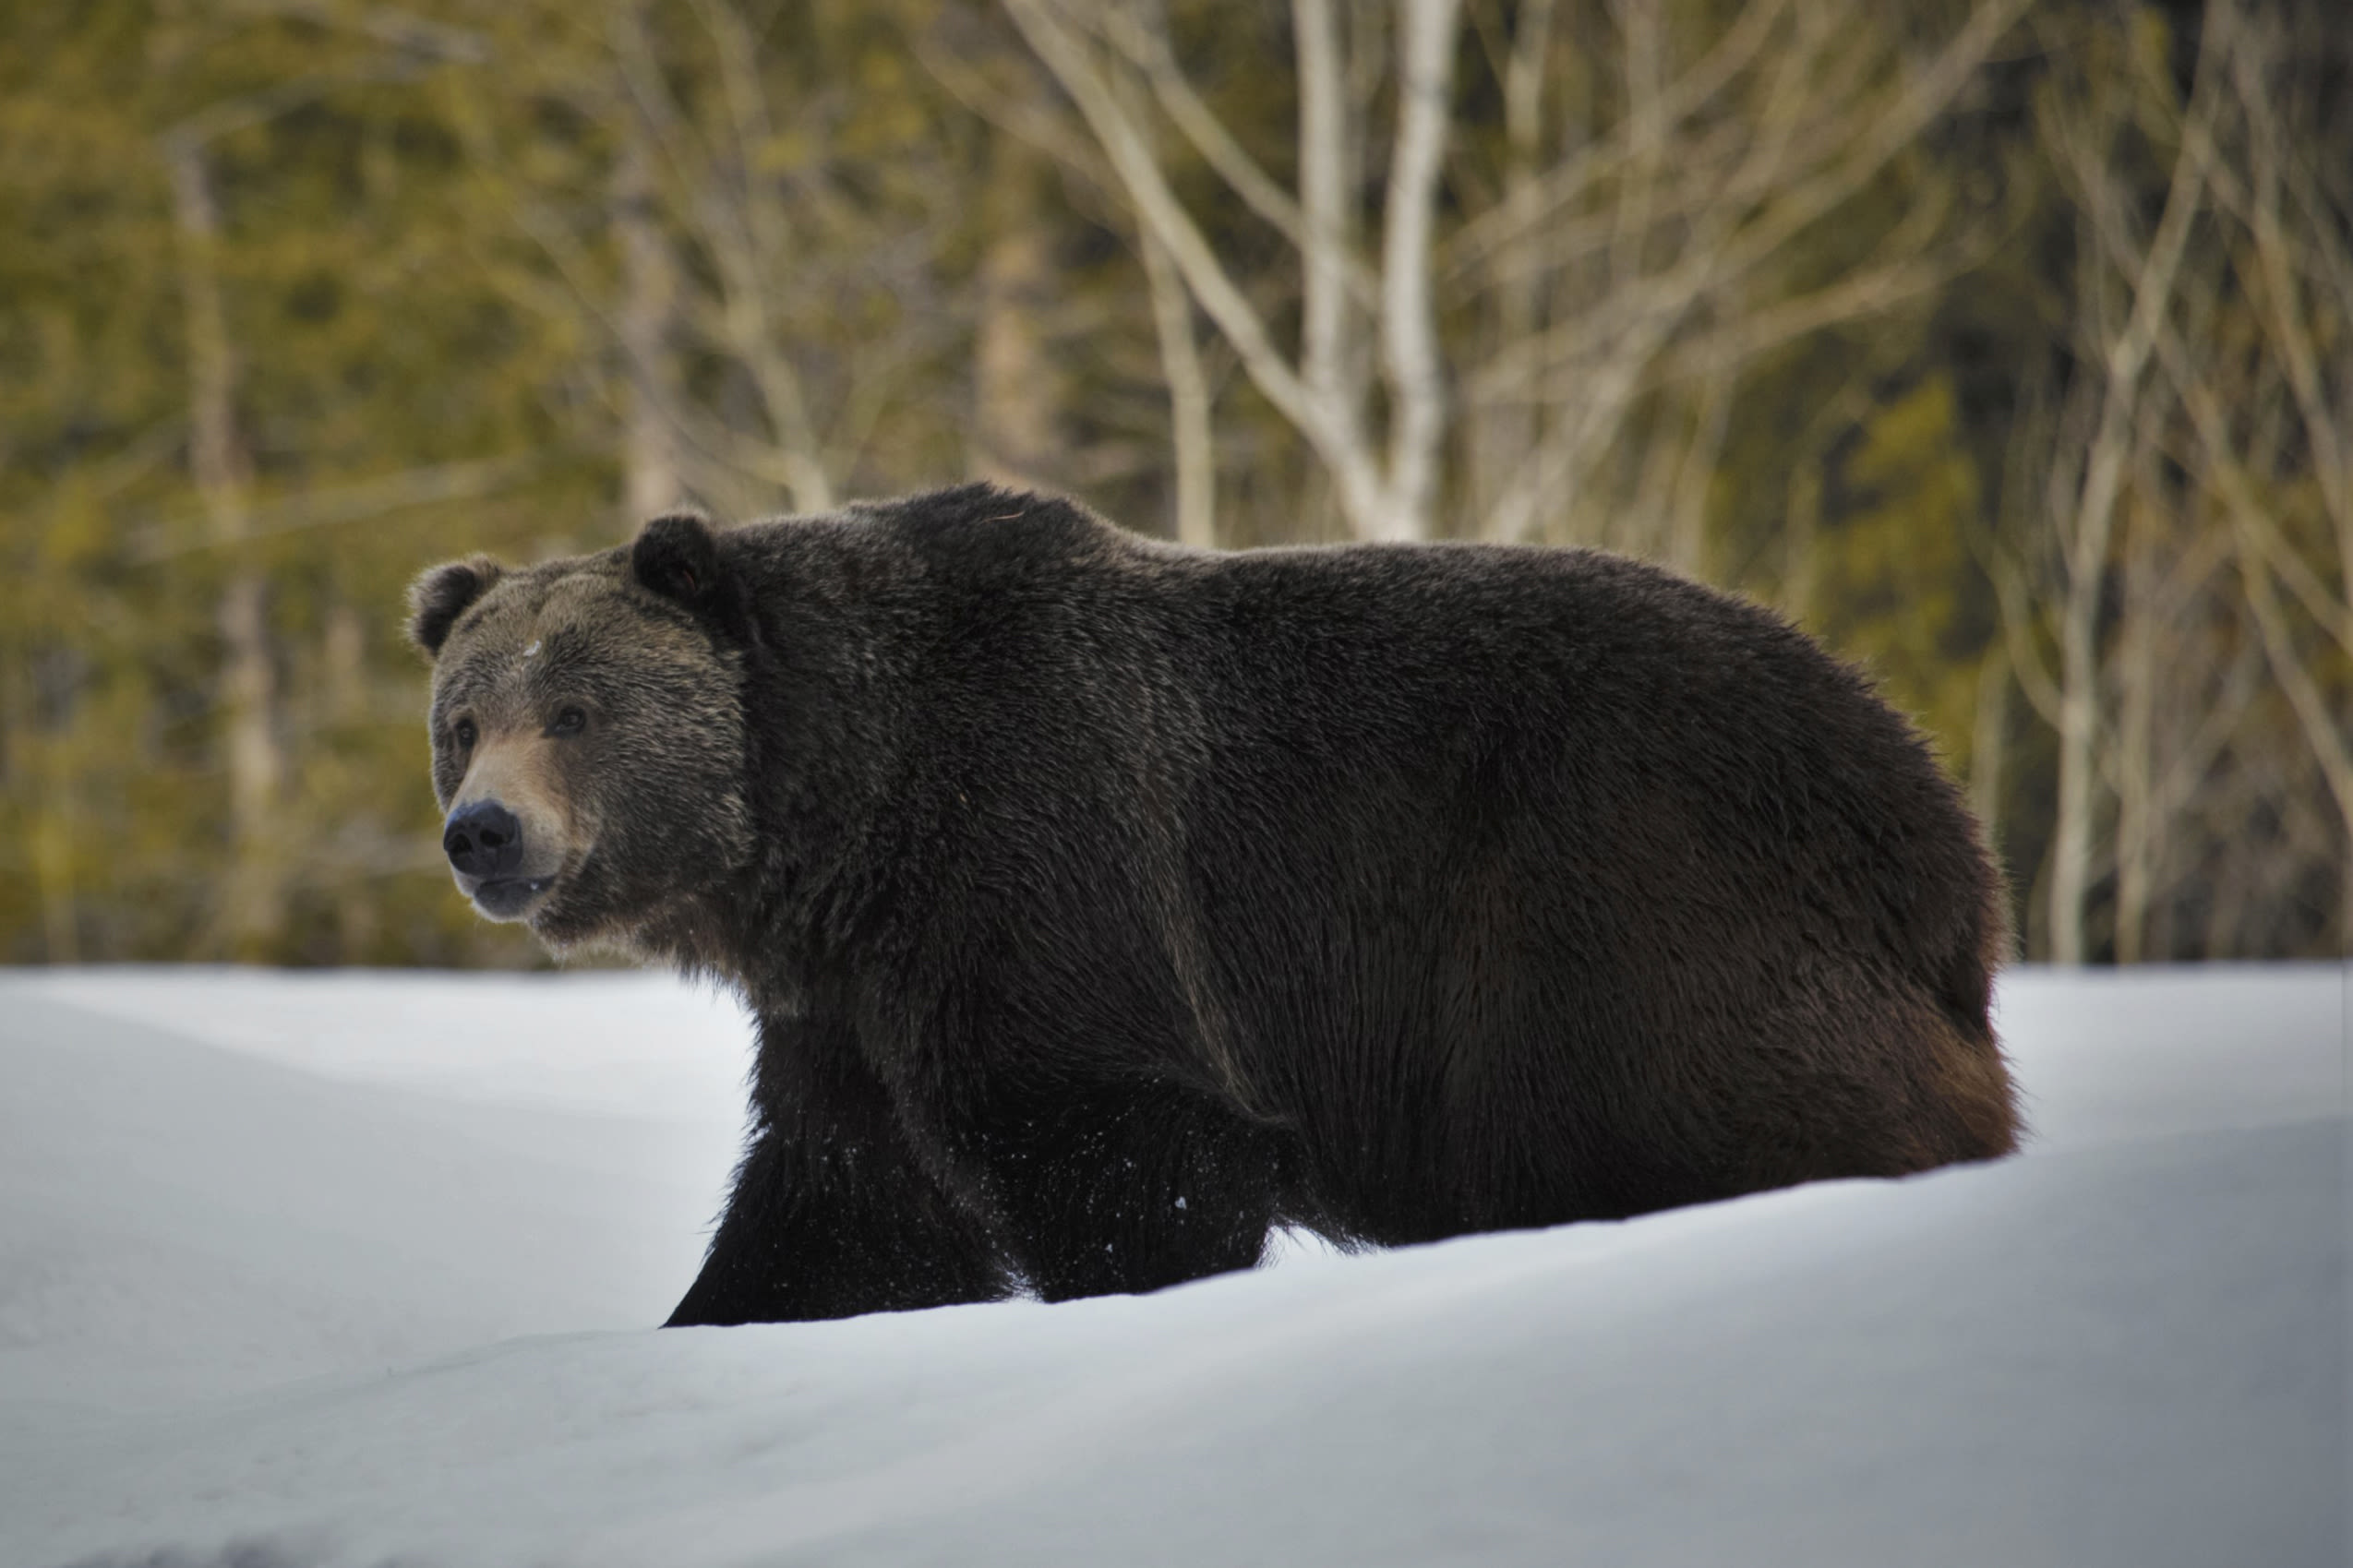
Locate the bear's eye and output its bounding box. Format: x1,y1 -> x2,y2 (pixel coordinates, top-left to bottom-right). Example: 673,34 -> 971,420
549,706 -> 588,737
452,718 -> 477,750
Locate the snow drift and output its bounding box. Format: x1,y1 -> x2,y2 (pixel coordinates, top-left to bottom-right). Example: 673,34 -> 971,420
0,964 -> 2342,1567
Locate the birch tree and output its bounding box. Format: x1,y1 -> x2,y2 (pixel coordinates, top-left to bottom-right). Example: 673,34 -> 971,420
1997,0 -> 2351,962
1453,0 -> 2029,557
1008,0 -> 2024,549
1005,0 -> 1463,543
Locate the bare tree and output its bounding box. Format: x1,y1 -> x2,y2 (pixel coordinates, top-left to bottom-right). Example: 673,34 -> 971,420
1006,0 -> 1464,543
971,136 -> 1070,490
1007,0 -> 2023,550
2194,1 -> 2353,950
453,0 -> 969,523
163,119 -> 286,956
1455,0 -> 2026,555
1996,0 -> 2351,962
2020,6 -> 2226,964
612,126 -> 683,521
606,0 -> 835,515
1137,223 -> 1219,548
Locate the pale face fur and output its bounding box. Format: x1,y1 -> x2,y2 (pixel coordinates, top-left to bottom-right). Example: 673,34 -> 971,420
421,553 -> 754,954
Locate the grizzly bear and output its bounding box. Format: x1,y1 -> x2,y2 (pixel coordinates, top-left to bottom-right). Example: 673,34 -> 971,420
409,483 -> 2017,1325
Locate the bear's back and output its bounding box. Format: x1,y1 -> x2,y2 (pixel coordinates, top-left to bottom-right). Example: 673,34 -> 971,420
754,485 -> 1999,1044
808,490 -> 1987,945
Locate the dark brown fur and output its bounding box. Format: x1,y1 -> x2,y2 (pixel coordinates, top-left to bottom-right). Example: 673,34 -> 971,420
410,484 -> 2019,1324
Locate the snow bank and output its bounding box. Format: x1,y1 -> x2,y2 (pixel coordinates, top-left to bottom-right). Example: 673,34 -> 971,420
0,964 -> 2342,1567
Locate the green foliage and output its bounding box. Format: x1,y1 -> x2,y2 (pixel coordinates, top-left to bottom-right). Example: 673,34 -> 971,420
1814,374 -> 1991,768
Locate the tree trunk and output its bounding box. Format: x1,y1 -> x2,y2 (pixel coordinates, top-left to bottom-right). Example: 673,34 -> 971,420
1471,0 -> 1555,534
1138,227 -> 1218,547
1375,0 -> 1461,542
1970,646 -> 2009,860
613,131 -> 680,521
2045,531 -> 2103,967
168,133 -> 285,959
972,141 -> 1065,490
2042,13 -> 2219,964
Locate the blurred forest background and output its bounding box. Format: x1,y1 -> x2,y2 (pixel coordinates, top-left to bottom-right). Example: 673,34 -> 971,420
0,0 -> 2346,968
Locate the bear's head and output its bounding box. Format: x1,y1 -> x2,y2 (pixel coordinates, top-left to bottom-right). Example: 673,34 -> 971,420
407,513 -> 756,953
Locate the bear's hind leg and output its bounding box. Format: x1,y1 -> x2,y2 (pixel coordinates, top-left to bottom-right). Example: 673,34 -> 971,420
971,1080 -> 1283,1302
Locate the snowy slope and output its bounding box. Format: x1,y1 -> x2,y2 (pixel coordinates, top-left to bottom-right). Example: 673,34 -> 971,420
0,965 -> 2342,1568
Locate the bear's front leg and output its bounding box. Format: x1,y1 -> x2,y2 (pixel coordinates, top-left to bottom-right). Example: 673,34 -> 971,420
666,1011 -> 1008,1326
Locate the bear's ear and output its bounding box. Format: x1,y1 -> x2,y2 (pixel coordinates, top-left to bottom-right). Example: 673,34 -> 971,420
631,511 -> 724,608
407,556 -> 504,660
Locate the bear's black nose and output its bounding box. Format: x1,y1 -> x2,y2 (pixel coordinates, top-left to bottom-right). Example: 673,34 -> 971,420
443,800 -> 524,880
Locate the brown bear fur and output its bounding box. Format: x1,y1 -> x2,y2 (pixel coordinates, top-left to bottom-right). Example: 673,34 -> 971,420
409,484 -> 2019,1325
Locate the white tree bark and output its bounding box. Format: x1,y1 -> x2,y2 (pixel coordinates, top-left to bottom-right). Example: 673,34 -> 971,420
1465,0 -> 2024,546
1138,226 -> 1219,548
1006,0 -> 1461,543
1292,0 -> 1353,440
1998,0 -> 2352,959
1471,0 -> 1556,526
1376,0 -> 1461,542
2040,4 -> 2225,964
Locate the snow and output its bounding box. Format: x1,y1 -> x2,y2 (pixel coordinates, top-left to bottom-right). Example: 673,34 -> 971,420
0,964 -> 2342,1568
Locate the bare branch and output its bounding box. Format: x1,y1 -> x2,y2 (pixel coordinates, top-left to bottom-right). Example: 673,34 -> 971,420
1098,4 -> 1378,307
1441,0 -> 1796,278
1004,0 -> 1378,524
137,455 -> 544,562
2238,538 -> 2353,832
